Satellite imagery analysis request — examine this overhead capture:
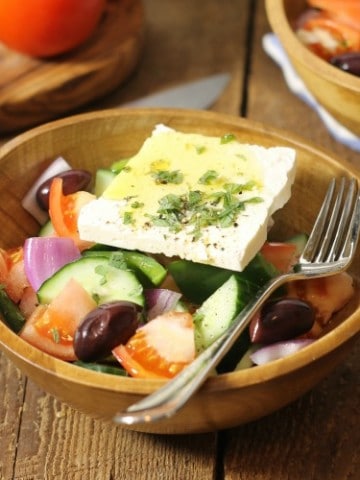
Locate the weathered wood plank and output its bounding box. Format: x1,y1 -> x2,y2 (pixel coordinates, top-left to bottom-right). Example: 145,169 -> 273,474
0,353 -> 26,480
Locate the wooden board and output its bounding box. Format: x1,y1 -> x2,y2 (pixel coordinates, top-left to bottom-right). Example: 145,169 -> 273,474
0,0 -> 144,134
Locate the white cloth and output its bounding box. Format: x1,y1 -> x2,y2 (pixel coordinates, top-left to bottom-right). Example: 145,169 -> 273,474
262,33 -> 360,152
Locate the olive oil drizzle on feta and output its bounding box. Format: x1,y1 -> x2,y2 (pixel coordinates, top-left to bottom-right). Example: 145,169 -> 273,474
104,131 -> 265,237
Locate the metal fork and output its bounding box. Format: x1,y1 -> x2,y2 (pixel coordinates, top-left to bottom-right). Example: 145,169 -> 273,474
114,177 -> 360,426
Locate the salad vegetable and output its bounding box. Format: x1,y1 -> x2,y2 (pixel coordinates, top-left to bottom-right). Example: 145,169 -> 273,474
0,157 -> 355,379
295,0 -> 360,76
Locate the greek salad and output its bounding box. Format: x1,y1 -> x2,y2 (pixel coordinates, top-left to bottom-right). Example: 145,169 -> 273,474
0,155 -> 355,379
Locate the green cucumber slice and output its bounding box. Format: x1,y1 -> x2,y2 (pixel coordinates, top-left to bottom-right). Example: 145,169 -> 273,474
168,252 -> 275,304
37,256 -> 144,306
38,220 -> 55,237
0,287 -> 26,333
94,169 -> 117,197
193,275 -> 253,353
83,248 -> 167,287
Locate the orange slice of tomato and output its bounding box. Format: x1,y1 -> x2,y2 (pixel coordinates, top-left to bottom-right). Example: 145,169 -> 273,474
20,278 -> 97,361
113,311 -> 195,379
49,177 -> 95,251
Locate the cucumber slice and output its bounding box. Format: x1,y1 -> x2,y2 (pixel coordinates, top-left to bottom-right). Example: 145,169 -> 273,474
287,233 -> 309,256
0,288 -> 26,333
193,275 -> 253,353
94,169 -> 117,197
38,220 -> 55,237
83,249 -> 167,287
168,252 -> 275,304
37,256 -> 144,306
73,361 -> 128,376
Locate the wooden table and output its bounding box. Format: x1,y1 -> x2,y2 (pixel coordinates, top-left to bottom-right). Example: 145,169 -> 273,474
0,1 -> 359,478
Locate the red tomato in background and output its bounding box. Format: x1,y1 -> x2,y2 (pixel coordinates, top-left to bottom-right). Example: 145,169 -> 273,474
0,0 -> 106,58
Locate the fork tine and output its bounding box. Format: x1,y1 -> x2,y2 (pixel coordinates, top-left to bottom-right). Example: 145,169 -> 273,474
300,178 -> 336,262
314,177 -> 346,262
339,185 -> 360,262
326,178 -> 358,262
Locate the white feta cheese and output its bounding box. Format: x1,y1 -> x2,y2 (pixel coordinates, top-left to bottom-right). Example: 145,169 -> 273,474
78,125 -> 296,271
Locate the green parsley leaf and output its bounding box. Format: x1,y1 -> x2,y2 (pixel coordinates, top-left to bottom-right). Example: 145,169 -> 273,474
50,328 -> 60,344
195,145 -> 206,154
109,252 -> 128,270
123,211 -> 134,225
220,133 -> 236,144
198,170 -> 219,185
151,169 -> 184,185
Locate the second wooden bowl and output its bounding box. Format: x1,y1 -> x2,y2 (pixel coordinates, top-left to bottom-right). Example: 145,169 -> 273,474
265,0 -> 360,136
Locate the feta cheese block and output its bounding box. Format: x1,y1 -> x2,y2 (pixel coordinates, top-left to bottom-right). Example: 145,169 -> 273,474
78,125 -> 296,271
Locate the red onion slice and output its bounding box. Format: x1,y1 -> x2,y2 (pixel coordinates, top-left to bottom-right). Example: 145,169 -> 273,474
145,288 -> 182,320
24,236 -> 81,291
250,338 -> 315,366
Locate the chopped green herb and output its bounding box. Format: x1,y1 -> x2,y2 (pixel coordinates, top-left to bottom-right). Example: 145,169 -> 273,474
109,252 -> 128,270
131,201 -> 144,209
50,328 -> 60,344
95,265 -> 108,285
220,133 -> 236,144
110,158 -> 130,173
123,211 -> 134,225
147,181 -> 263,238
150,169 -> 184,185
195,145 -> 206,154
198,170 -> 219,185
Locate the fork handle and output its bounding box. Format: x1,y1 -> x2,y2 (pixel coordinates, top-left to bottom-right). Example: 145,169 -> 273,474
114,273 -> 294,425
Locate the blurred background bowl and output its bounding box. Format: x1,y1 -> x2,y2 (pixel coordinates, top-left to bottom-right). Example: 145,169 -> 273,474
0,108 -> 359,434
265,0 -> 360,136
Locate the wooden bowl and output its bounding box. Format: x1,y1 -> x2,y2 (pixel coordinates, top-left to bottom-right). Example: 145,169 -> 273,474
0,109 -> 359,434
265,0 -> 360,136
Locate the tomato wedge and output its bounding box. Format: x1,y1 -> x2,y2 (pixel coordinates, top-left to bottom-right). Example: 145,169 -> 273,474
260,242 -> 297,274
49,177 -> 95,250
113,311 -> 195,379
308,0 -> 360,32
298,10 -> 360,60
20,278 -> 97,361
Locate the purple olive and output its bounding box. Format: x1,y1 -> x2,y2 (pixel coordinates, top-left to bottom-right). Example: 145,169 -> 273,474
330,52 -> 360,77
74,301 -> 139,362
249,298 -> 315,344
36,169 -> 92,210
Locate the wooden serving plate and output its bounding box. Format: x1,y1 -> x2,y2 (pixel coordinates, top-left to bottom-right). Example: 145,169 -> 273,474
0,0 -> 144,134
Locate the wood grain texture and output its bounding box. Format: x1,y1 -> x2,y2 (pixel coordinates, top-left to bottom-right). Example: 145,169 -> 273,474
0,0 -> 359,477
0,0 -> 144,134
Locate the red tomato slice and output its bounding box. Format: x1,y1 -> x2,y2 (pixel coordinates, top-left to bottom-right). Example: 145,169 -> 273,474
113,311 -> 195,379
308,0 -> 360,32
20,278 -> 97,361
49,177 -> 95,251
260,242 -> 297,273
298,11 -> 360,59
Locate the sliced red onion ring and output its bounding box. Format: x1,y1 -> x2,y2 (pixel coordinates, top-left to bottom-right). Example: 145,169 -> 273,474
250,338 -> 315,366
145,288 -> 182,320
24,236 -> 81,291
21,156 -> 71,224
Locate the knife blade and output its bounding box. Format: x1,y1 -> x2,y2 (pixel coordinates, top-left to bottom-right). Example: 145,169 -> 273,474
122,73 -> 230,109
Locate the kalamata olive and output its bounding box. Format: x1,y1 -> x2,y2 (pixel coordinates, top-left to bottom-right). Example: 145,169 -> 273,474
249,298 -> 315,344
74,301 -> 139,362
330,52 -> 360,77
36,169 -> 92,210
